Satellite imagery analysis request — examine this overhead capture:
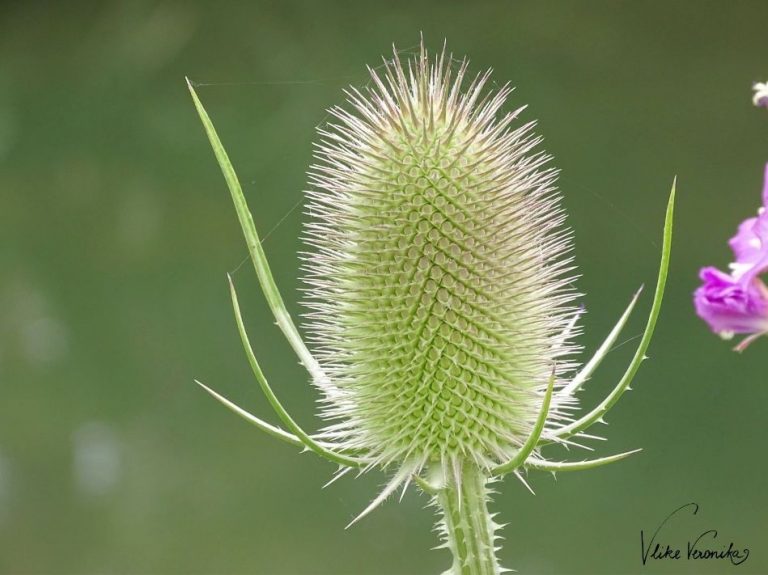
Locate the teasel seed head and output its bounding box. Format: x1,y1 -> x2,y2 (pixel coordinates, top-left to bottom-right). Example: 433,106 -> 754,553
301,44 -> 582,475
190,35 -> 673,571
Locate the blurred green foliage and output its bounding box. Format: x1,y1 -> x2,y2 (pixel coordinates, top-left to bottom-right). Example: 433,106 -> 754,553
0,1 -> 766,573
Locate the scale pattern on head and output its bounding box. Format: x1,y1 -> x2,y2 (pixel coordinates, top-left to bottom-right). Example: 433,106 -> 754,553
302,43 -> 581,473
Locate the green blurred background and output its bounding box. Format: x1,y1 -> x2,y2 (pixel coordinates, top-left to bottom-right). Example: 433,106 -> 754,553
1,1 -> 766,573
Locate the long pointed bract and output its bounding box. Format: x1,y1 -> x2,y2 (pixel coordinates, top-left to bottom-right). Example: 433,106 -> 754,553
187,78 -> 328,387
560,286 -> 642,396
525,448 -> 642,472
228,275 -> 365,468
491,373 -> 554,476
553,181 -> 675,441
195,379 -> 304,448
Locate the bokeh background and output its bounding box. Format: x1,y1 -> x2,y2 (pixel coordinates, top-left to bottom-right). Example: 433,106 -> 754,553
1,1 -> 766,573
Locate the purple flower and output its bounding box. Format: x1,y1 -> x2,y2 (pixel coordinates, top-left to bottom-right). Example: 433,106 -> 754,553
695,164 -> 768,350
695,267 -> 768,336
754,82 -> 768,109
728,163 -> 768,282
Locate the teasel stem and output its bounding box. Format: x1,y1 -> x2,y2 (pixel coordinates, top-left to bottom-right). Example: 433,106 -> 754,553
436,464 -> 502,575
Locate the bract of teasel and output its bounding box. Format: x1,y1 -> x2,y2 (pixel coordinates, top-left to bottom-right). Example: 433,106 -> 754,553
301,44 -> 582,476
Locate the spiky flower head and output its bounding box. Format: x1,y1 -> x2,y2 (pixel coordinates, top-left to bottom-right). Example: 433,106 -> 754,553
190,37 -> 673,573
302,44 -> 581,475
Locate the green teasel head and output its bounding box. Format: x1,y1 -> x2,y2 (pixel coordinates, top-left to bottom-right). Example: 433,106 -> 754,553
302,45 -> 580,474
189,39 -> 674,571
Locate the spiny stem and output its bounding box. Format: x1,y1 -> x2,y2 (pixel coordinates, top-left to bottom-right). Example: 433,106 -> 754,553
437,465 -> 502,575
